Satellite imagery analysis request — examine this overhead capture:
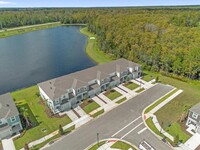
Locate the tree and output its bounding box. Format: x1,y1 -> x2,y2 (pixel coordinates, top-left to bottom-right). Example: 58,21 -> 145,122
24,143 -> 29,150
156,76 -> 159,82
125,76 -> 129,83
174,134 -> 179,145
21,107 -> 31,129
59,125 -> 64,136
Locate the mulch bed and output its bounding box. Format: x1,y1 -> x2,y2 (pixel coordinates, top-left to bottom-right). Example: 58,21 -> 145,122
104,89 -> 116,96
80,99 -> 93,108
123,81 -> 133,86
38,99 -> 66,118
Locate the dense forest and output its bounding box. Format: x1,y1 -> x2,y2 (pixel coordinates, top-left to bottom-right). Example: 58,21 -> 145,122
0,7 -> 200,79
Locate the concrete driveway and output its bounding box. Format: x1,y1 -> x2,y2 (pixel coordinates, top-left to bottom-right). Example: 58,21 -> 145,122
44,83 -> 173,150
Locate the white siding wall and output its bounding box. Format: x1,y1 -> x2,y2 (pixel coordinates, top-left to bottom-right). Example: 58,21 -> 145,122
39,86 -> 50,100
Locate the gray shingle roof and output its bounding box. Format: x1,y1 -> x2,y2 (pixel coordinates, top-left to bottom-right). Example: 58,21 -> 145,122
190,103 -> 200,115
38,58 -> 141,100
0,93 -> 19,119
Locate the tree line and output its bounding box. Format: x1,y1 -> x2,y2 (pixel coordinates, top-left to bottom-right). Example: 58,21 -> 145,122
0,8 -> 200,79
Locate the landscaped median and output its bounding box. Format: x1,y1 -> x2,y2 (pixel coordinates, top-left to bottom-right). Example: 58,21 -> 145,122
88,139 -> 137,150
91,109 -> 104,118
12,86 -> 73,150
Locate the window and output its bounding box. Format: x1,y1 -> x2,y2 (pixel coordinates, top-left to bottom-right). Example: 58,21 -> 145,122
10,117 -> 16,122
192,112 -> 198,119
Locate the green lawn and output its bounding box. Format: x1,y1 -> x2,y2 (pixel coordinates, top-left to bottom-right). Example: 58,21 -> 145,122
12,86 -> 72,150
144,70 -> 200,143
80,27 -> 113,64
142,72 -> 156,82
164,122 -> 190,143
82,101 -> 100,114
146,118 -> 163,137
124,82 -> 139,90
88,141 -> 106,150
30,125 -> 75,150
116,97 -> 127,104
135,87 -> 145,93
111,141 -> 136,150
0,22 -> 61,38
104,90 -> 122,100
144,89 -> 179,114
91,109 -> 104,118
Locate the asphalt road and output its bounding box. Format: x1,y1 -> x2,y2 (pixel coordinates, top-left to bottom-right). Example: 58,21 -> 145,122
45,83 -> 174,150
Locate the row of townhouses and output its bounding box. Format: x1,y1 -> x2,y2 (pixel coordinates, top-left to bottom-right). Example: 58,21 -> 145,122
1,58 -> 199,141
38,59 -> 142,114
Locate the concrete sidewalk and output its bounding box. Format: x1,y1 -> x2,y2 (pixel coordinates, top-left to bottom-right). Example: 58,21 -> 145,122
2,138 -> 16,150
118,84 -> 133,93
151,115 -> 174,141
180,133 -> 200,150
113,87 -> 127,95
148,89 -> 183,115
98,93 -> 113,103
74,106 -> 87,117
92,96 -> 106,107
65,109 -> 79,122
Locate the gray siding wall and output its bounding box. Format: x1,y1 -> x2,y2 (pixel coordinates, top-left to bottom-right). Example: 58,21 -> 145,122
188,111 -> 200,123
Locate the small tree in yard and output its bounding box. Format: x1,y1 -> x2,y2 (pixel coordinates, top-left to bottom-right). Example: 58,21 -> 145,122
156,76 -> 159,82
125,76 -> 129,83
59,125 -> 64,136
24,143 -> 29,150
21,107 -> 31,129
174,134 -> 179,145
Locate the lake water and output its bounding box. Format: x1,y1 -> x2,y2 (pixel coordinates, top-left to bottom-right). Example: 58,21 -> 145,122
0,26 -> 96,94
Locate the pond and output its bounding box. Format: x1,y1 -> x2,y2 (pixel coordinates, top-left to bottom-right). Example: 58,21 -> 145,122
0,26 -> 96,94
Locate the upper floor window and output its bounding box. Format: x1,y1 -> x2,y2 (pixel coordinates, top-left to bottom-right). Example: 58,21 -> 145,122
192,112 -> 198,119
10,116 -> 16,122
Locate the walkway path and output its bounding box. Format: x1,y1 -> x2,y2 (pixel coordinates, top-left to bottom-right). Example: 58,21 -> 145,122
0,22 -> 60,32
92,96 -> 106,107
180,133 -> 200,150
98,93 -> 113,103
2,138 -> 16,150
144,89 -> 184,143
74,106 -> 87,117
118,85 -> 133,93
65,110 -> 79,122
147,89 -> 183,116
113,87 -> 127,95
